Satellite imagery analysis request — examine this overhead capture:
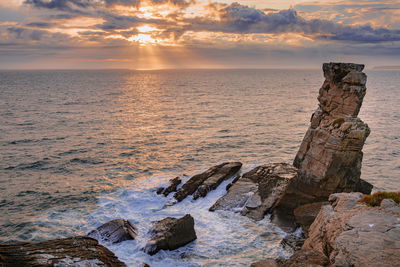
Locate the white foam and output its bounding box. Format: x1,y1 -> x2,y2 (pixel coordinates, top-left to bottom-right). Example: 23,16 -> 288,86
84,175 -> 291,266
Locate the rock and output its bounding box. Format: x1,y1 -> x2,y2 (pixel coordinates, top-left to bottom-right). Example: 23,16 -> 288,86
173,162 -> 242,202
156,187 -> 164,194
302,192 -> 400,267
293,202 -> 328,237
328,192 -> 364,212
276,63 -> 372,215
157,177 -> 182,197
143,214 -> 197,255
251,250 -> 328,267
280,234 -> 306,252
380,198 -> 397,208
87,219 -> 137,244
250,259 -> 280,267
210,163 -> 298,221
270,208 -> 298,233
0,236 -> 126,266
282,249 -> 329,266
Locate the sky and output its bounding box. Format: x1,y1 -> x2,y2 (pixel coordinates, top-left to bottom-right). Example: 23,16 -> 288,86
0,0 -> 399,69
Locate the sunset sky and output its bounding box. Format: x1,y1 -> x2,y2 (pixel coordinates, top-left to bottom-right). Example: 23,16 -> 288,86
1,0 -> 399,69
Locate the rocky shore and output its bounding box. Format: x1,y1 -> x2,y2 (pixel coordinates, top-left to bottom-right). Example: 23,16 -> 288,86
1,63 -> 399,266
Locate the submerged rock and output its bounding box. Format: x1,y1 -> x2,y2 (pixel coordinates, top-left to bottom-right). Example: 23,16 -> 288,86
275,63 -> 373,223
301,192 -> 400,266
210,163 -> 298,221
144,214 -> 197,255
87,219 -> 137,244
0,236 -> 126,266
173,162 -> 242,202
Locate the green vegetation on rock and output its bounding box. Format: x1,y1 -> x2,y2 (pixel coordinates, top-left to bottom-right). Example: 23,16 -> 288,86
360,192 -> 400,207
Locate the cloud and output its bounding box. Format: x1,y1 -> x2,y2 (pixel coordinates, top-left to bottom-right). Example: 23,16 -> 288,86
208,3 -> 400,43
24,0 -> 92,11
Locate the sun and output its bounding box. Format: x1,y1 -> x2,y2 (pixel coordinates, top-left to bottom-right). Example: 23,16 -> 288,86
128,34 -> 157,45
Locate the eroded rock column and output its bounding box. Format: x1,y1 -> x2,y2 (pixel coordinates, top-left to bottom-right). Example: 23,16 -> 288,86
278,63 -> 372,211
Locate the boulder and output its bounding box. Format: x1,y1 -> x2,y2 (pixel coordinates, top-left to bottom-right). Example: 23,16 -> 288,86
210,163 -> 298,221
173,162 -> 242,202
302,192 -> 400,267
157,176 -> 182,196
0,236 -> 126,266
293,202 -> 328,237
87,219 -> 137,244
276,63 -> 372,218
143,214 -> 197,255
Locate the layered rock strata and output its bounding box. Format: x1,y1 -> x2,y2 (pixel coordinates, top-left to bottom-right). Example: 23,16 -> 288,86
0,236 -> 126,267
253,192 -> 400,267
210,163 -> 298,221
143,214 -> 197,255
302,192 -> 400,266
276,63 -> 372,214
173,162 -> 242,202
87,219 -> 137,244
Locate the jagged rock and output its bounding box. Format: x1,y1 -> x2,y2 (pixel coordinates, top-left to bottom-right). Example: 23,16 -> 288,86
87,219 -> 137,244
143,214 -> 197,255
293,202 -> 328,237
173,162 -> 242,202
0,236 -> 126,266
157,177 -> 182,196
210,163 -> 298,221
275,63 -> 372,219
302,192 -> 400,267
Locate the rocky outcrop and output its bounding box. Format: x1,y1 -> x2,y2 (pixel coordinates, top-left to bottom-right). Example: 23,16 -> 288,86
303,192 -> 400,266
143,214 -> 197,255
210,163 -> 298,221
275,63 -> 372,222
87,219 -> 137,244
157,176 -> 182,196
0,236 -> 126,266
173,162 -> 242,202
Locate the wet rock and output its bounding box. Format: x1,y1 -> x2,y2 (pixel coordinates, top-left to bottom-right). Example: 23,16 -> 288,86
210,163 -> 298,221
0,236 -> 126,266
87,219 -> 137,244
280,234 -> 305,252
157,176 -> 182,197
302,192 -> 400,267
276,63 -> 372,215
173,162 -> 242,202
144,214 -> 197,255
293,202 -> 328,237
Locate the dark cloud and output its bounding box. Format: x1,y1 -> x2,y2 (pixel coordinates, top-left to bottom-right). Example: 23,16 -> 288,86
206,3 -> 400,43
26,22 -> 54,28
24,0 -> 92,11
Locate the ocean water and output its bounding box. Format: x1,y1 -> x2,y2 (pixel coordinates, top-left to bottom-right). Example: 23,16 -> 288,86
0,69 -> 399,266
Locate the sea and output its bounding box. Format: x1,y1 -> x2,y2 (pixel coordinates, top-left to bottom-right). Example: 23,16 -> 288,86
0,69 -> 399,266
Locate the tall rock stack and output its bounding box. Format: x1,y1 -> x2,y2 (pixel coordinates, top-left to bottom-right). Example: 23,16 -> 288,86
277,63 -> 373,212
